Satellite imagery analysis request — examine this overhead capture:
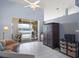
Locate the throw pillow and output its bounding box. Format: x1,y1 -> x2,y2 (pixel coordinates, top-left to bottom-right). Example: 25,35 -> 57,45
0,42 -> 5,51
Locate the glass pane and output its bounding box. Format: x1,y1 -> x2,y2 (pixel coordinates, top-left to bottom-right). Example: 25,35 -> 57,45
18,23 -> 32,39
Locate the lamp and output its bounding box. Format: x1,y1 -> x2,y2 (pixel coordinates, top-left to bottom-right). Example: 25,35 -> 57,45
3,26 -> 9,39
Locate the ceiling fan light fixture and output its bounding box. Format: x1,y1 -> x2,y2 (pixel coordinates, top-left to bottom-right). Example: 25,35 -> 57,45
34,0 -> 40,4
24,0 -> 40,10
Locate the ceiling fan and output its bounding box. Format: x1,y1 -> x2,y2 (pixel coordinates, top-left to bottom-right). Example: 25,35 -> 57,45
24,0 -> 40,10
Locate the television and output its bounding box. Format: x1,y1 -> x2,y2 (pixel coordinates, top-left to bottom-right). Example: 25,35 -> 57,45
64,34 -> 75,43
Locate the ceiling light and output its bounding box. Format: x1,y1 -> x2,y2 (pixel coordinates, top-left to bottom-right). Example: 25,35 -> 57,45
24,0 -> 40,10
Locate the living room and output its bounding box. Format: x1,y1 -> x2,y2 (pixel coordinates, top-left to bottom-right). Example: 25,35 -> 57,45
0,0 -> 79,58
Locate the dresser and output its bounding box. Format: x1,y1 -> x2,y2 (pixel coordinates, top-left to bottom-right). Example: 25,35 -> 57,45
60,34 -> 79,58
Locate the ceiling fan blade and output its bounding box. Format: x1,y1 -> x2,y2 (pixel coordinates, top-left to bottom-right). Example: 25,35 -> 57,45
24,0 -> 32,4
35,5 -> 40,7
34,0 -> 40,4
24,5 -> 30,7
24,6 -> 29,7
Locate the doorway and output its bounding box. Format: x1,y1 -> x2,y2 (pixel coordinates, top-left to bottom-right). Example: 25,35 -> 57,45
12,17 -> 38,42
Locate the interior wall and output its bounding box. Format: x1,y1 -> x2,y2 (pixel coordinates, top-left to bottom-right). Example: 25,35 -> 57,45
43,0 -> 79,21
0,0 -> 44,39
45,12 -> 79,39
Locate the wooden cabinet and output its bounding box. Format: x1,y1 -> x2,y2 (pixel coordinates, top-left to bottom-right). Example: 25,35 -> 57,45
58,33 -> 79,58
67,42 -> 78,57
60,40 -> 67,54
68,50 -> 76,57
60,47 -> 67,54
59,39 -> 78,57
43,23 -> 59,48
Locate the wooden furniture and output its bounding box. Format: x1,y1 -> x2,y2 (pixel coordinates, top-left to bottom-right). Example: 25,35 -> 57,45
60,34 -> 79,58
43,23 -> 59,48
67,42 -> 78,57
64,34 -> 78,57
60,40 -> 67,54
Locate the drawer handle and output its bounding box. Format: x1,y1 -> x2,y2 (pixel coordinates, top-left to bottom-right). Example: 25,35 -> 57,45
70,50 -> 73,52
71,46 -> 72,48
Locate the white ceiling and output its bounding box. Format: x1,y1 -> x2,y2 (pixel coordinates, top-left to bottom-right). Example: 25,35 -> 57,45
43,0 -> 79,20
8,0 -> 44,7
8,0 -> 76,9
8,0 -> 79,20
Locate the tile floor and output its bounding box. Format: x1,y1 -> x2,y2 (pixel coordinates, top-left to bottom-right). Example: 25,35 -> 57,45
18,41 -> 70,58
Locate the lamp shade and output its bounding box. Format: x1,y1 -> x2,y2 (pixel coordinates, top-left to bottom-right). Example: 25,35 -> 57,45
3,26 -> 8,32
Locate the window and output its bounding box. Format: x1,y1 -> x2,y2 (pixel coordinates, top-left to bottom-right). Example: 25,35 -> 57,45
18,23 -> 32,39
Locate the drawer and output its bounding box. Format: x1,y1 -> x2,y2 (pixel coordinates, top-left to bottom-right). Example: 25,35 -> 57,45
60,41 -> 66,45
68,50 -> 76,57
68,46 -> 76,51
68,42 -> 76,47
60,44 -> 66,48
60,47 -> 67,54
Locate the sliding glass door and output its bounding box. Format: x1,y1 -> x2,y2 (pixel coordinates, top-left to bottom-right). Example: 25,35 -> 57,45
18,23 -> 32,39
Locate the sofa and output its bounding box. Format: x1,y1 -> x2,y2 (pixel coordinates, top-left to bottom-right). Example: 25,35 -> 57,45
0,39 -> 34,58
0,39 -> 19,51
